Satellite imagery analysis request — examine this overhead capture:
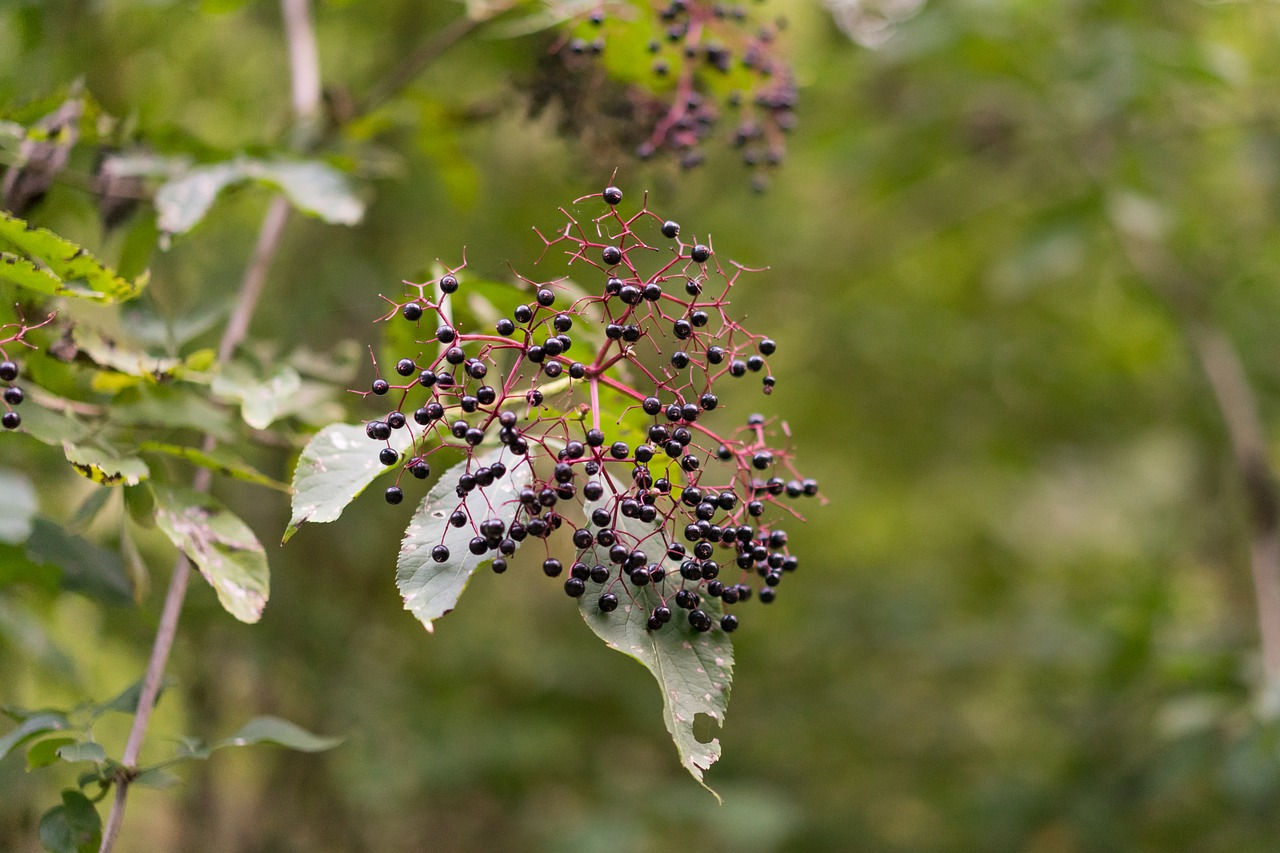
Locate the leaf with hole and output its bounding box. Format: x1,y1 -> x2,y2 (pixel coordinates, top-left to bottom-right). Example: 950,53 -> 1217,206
578,472 -> 734,798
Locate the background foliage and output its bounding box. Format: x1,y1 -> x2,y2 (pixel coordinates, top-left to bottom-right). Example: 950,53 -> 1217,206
6,0 -> 1280,850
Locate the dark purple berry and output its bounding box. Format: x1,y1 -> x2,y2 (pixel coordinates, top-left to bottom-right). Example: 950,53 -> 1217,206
385,487 -> 404,505
602,246 -> 623,265
603,186 -> 623,205
661,220 -> 680,238
598,593 -> 619,613
396,358 -> 416,376
379,448 -> 400,466
688,609 -> 712,631
496,318 -> 516,335
440,274 -> 459,293
2,411 -> 18,430
691,244 -> 711,263
371,379 -> 390,395
402,303 -> 423,321
720,614 -> 738,632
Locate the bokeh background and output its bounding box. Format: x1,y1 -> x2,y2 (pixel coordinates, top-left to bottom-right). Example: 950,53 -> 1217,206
6,0 -> 1280,850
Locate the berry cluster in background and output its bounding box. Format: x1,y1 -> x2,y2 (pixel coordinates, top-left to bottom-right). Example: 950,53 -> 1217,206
533,0 -> 796,191
362,186 -> 817,634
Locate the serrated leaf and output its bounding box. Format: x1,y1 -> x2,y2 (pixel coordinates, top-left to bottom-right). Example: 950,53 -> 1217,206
284,422 -> 415,542
215,715 -> 344,752
396,446 -> 533,632
38,789 -> 100,853
0,712 -> 69,761
152,486 -> 269,623
26,736 -> 76,770
24,518 -> 133,605
139,441 -> 291,493
0,211 -> 147,303
578,473 -> 733,797
61,441 -> 149,486
0,469 -> 37,544
55,741 -> 105,764
211,363 -> 302,430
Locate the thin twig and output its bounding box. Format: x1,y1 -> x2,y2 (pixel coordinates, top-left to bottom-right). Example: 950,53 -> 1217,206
359,15 -> 481,116
96,3 -> 316,850
1118,233 -> 1280,682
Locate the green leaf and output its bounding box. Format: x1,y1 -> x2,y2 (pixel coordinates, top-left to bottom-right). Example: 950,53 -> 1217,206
153,161 -> 243,236
154,157 -> 364,236
215,715 -> 344,752
65,488 -> 113,534
396,446 -> 533,632
8,400 -> 91,446
26,736 -> 76,770
0,712 -> 70,762
55,741 -> 106,764
284,422 -> 415,542
61,441 -> 149,487
211,363 -> 302,430
578,473 -> 733,797
131,767 -> 181,789
152,486 -> 269,623
0,469 -> 37,544
0,211 -> 147,303
38,790 -> 101,853
255,160 -> 365,226
24,518 -> 133,605
139,441 -> 291,492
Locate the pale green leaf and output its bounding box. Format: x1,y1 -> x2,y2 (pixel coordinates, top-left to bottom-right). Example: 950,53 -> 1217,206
55,741 -> 106,764
215,715 -> 344,752
0,712 -> 69,761
153,161 -> 245,235
152,486 -> 269,623
284,422 -> 415,542
211,363 -> 302,430
0,469 -> 37,544
578,473 -> 733,797
396,447 -> 533,632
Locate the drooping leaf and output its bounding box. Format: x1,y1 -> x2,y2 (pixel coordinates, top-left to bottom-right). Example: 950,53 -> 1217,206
0,469 -> 37,544
139,441 -> 291,493
130,767 -> 181,789
152,486 -> 269,623
13,400 -> 92,447
154,157 -> 364,236
578,473 -> 734,797
284,422 -> 415,542
254,160 -> 365,226
0,211 -> 147,303
37,790 -> 101,853
211,363 -> 302,430
214,715 -> 344,752
0,712 -> 69,761
24,518 -> 133,605
152,161 -> 244,236
61,441 -> 149,486
396,446 -> 533,632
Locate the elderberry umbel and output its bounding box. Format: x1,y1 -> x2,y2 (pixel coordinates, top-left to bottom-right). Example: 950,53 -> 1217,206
362,186 -> 819,634
533,0 -> 796,190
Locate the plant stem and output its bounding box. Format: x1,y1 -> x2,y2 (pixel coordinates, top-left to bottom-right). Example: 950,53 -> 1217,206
98,4 -> 319,849
1118,233 -> 1280,683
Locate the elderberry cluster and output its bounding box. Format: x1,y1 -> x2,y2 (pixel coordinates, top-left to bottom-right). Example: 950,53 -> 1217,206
362,186 -> 817,634
544,0 -> 796,190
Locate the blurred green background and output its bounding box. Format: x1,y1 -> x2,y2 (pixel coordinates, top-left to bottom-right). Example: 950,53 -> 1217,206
6,0 -> 1280,850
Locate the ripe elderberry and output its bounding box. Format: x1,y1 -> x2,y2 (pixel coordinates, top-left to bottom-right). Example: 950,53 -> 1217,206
354,186 -> 816,637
